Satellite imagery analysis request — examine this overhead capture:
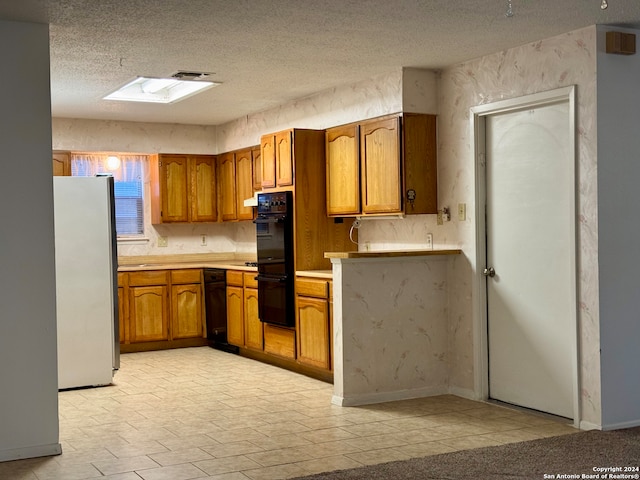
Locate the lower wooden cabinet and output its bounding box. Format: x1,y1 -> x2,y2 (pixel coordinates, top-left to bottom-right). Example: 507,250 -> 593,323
243,273 -> 263,350
130,285 -> 169,342
119,269 -> 205,351
226,284 -> 245,346
226,270 -> 263,351
296,277 -> 332,370
263,324 -> 296,359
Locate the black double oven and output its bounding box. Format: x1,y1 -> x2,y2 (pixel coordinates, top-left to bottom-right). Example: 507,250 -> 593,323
254,191 -> 295,327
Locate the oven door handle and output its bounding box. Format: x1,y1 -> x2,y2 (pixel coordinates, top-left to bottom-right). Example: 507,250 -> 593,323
253,216 -> 287,224
255,274 -> 288,283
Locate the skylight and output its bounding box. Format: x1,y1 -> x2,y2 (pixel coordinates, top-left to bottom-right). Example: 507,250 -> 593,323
103,76 -> 219,104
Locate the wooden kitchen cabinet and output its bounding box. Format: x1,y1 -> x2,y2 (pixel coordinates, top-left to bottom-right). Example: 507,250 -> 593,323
251,146 -> 262,191
170,269 -> 203,339
235,149 -> 256,221
260,130 -> 293,189
52,151 -> 71,176
218,148 -> 257,222
243,273 -> 262,350
326,113 -> 437,217
119,268 -> 207,352
325,125 -> 360,215
128,271 -> 169,343
217,152 -> 237,221
226,270 -> 245,347
360,116 -> 402,214
226,270 -> 263,349
150,154 -> 217,224
296,277 -> 331,370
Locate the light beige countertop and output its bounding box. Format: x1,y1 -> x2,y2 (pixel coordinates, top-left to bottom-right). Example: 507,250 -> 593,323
117,254 -> 257,272
324,249 -> 462,259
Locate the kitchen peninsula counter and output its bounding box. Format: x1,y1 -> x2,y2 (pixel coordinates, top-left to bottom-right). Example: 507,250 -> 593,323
327,248 -> 463,407
324,248 -> 461,259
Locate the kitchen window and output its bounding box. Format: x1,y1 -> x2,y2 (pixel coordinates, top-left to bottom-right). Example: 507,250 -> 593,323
71,153 -> 147,237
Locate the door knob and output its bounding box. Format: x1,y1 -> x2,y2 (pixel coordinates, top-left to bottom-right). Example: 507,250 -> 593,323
483,267 -> 496,277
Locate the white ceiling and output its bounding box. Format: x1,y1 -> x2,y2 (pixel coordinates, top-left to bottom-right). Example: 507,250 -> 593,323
2,0 -> 640,126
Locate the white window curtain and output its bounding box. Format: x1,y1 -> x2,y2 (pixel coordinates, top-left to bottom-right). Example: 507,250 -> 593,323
71,153 -> 147,237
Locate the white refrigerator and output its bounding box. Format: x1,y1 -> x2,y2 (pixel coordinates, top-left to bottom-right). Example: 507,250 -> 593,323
53,176 -> 120,390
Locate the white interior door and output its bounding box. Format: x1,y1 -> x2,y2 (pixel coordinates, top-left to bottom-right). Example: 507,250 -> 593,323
485,99 -> 575,419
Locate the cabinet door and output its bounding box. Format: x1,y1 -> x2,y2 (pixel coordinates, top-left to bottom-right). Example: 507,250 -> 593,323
226,285 -> 244,346
326,125 -> 360,216
235,149 -> 255,221
275,130 -> 293,187
244,287 -> 263,350
360,117 -> 402,214
217,152 -> 237,221
297,296 -> 330,369
129,285 -> 169,342
251,147 -> 262,191
160,155 -> 190,222
52,151 -> 70,176
171,284 -> 202,339
191,155 -> 217,222
261,134 -> 276,189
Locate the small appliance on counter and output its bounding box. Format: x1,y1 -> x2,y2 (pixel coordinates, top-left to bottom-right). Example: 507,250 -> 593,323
254,191 -> 295,327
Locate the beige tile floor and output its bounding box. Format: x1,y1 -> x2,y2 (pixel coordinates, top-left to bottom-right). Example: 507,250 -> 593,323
0,347 -> 577,480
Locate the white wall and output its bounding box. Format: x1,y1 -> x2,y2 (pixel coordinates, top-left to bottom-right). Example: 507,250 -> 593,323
0,20 -> 61,461
596,25 -> 640,429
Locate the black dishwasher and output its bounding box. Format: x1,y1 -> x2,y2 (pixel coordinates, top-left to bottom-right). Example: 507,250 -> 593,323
204,269 -> 238,353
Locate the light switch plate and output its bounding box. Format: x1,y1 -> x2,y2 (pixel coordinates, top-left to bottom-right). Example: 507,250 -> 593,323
158,236 -> 168,247
458,203 -> 466,221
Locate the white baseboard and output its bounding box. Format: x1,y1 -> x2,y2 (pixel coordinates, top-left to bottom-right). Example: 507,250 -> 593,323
331,386 -> 447,407
448,385 -> 479,400
0,443 -> 62,462
579,420 -> 602,431
600,418 -> 640,431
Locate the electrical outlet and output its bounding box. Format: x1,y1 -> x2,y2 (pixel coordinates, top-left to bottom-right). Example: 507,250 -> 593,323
437,211 -> 443,225
157,235 -> 168,247
201,234 -> 207,246
458,203 -> 466,221
426,233 -> 433,250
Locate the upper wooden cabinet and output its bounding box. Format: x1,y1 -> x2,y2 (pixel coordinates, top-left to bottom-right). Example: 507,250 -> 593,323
260,130 -> 294,189
251,146 -> 262,191
217,148 -> 258,222
52,151 -> 71,176
217,152 -> 237,221
325,125 -> 360,216
326,113 -> 437,217
150,154 -> 217,224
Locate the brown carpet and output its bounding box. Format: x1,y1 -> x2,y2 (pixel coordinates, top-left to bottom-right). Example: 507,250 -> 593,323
294,427 -> 640,480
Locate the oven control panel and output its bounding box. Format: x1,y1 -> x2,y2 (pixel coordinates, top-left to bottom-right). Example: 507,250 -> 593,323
257,192 -> 291,215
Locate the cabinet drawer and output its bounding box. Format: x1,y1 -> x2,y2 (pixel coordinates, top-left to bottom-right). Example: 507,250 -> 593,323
128,270 -> 168,286
171,269 -> 201,284
244,272 -> 258,288
226,270 -> 244,287
296,278 -> 329,299
263,324 -> 295,359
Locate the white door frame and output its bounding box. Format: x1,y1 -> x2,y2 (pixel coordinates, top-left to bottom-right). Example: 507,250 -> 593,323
470,86 -> 580,427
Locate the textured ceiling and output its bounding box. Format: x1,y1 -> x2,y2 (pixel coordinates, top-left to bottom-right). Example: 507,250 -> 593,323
1,0 -> 640,126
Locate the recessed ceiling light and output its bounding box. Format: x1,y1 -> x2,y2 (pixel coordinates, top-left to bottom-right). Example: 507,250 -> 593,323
103,76 -> 220,104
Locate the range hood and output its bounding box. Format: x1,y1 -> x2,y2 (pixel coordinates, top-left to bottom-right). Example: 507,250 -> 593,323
243,191 -> 261,208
